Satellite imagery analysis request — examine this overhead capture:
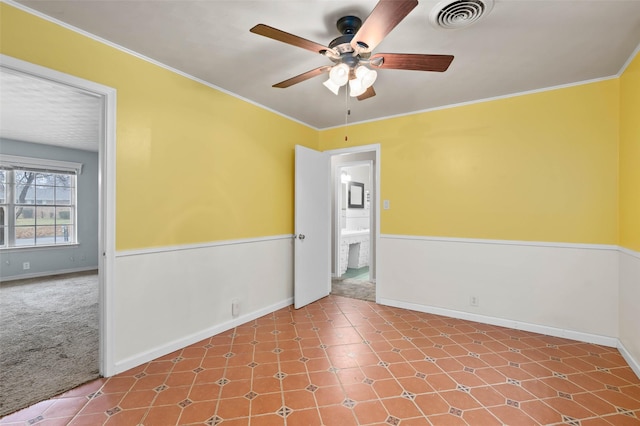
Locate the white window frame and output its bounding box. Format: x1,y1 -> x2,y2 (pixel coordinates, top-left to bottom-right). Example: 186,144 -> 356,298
0,155 -> 82,249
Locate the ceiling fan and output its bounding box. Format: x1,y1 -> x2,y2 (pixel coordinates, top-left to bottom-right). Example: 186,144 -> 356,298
250,0 -> 454,101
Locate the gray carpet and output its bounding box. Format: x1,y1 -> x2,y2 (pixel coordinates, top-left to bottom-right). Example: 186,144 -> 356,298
331,277 -> 376,302
0,271 -> 100,417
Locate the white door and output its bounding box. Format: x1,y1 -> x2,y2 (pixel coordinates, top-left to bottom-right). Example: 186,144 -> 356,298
294,145 -> 331,309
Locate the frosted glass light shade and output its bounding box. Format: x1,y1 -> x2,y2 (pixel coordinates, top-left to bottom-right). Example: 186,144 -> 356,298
349,78 -> 366,97
355,66 -> 377,88
329,63 -> 350,86
323,78 -> 340,95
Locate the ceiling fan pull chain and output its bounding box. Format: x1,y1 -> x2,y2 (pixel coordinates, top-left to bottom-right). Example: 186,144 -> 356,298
345,88 -> 350,141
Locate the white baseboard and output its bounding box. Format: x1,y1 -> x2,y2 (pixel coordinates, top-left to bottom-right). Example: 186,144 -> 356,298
618,340 -> 640,380
378,297 -> 619,348
0,266 -> 98,282
113,297 -> 293,375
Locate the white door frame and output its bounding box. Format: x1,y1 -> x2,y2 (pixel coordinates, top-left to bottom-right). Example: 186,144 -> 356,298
326,144 -> 380,302
1,54 -> 117,376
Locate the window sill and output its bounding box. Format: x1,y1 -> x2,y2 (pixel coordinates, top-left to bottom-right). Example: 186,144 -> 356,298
0,243 -> 80,252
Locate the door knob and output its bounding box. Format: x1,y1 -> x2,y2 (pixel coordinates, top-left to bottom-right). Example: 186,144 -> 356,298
298,234 -> 306,240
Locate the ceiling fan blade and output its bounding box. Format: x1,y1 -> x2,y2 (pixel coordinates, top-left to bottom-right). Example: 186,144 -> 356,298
273,66 -> 332,88
250,24 -> 329,55
369,53 -> 454,72
357,86 -> 376,101
351,0 -> 418,53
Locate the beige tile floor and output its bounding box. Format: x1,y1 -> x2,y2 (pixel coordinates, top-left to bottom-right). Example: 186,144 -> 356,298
2,295 -> 639,425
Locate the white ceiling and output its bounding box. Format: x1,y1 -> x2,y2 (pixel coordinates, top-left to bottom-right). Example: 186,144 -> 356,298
0,68 -> 102,151
2,0 -> 640,150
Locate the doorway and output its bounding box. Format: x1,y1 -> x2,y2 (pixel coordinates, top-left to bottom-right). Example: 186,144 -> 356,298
329,147 -> 378,302
0,55 -> 116,404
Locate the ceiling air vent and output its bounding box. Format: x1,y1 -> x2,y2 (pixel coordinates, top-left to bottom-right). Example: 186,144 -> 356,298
429,0 -> 494,29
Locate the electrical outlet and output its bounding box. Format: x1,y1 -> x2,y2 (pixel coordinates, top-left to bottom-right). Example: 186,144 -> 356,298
22,262 -> 30,270
469,296 -> 479,307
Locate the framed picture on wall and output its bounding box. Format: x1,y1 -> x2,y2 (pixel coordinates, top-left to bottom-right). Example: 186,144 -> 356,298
348,182 -> 365,208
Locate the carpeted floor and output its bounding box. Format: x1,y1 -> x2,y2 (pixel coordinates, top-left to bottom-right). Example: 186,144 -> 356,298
331,267 -> 376,302
0,271 -> 100,417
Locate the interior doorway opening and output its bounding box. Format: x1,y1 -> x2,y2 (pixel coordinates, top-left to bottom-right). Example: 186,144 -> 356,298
329,149 -> 378,302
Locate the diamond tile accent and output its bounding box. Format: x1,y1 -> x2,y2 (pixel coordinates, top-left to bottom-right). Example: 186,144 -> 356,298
440,333 -> 450,338
250,340 -> 259,345
425,356 -> 436,363
510,337 -> 520,341
276,406 -> 293,418
550,356 -> 561,362
172,356 -> 184,363
306,384 -> 319,392
87,391 -> 103,400
244,391 -> 258,400
328,367 -> 339,373
558,392 -> 572,400
507,378 -> 521,386
216,378 -> 230,386
401,390 -> 416,400
375,330 -> 383,334
509,362 -> 520,368
596,366 -> 610,373
434,344 -> 443,349
507,399 -> 520,408
606,385 -> 620,392
378,361 -> 389,368
154,385 -> 168,393
272,330 -> 281,335
553,372 -> 568,379
464,367 -> 475,373
469,352 -> 480,358
616,407 -> 636,417
204,344 -> 214,349
105,406 -> 122,416
294,337 -> 302,341
547,344 -> 558,348
28,416 -> 44,424
589,352 -> 601,357
386,415 -> 401,425
402,336 -> 412,341
223,352 -> 235,358
319,344 -> 328,349
273,348 -> 283,354
247,362 -> 258,368
473,340 -> 483,345
193,367 -> 204,373
178,399 -> 193,408
205,416 -> 223,426
392,348 -> 401,353
134,372 -> 147,379
363,378 -> 375,385
274,372 -> 287,380
343,398 -> 357,408
415,372 -> 426,379
457,384 -> 470,393
562,415 -> 580,426
362,340 -> 371,345
299,357 -> 309,363
509,348 -> 521,353
290,321 -> 297,325
449,407 -> 463,416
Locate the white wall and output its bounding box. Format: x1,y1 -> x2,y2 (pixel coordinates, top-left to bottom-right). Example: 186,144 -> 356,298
112,236 -> 293,373
619,249 -> 640,375
378,235 -> 620,345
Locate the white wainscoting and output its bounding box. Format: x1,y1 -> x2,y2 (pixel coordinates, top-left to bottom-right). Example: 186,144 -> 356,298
112,236 -> 293,374
619,248 -> 640,378
378,235 -> 620,346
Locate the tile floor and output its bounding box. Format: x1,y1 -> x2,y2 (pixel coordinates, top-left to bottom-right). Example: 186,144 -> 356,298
2,295 -> 640,425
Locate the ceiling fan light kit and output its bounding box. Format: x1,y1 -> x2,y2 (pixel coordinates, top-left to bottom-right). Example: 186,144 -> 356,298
250,0 -> 455,101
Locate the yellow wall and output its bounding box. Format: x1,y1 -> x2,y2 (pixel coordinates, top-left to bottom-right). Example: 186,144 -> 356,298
619,52 -> 640,252
1,3 -> 630,249
320,81 -> 620,244
1,4 -> 318,250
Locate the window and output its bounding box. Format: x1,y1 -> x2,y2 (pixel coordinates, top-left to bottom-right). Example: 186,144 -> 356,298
0,156 -> 81,249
